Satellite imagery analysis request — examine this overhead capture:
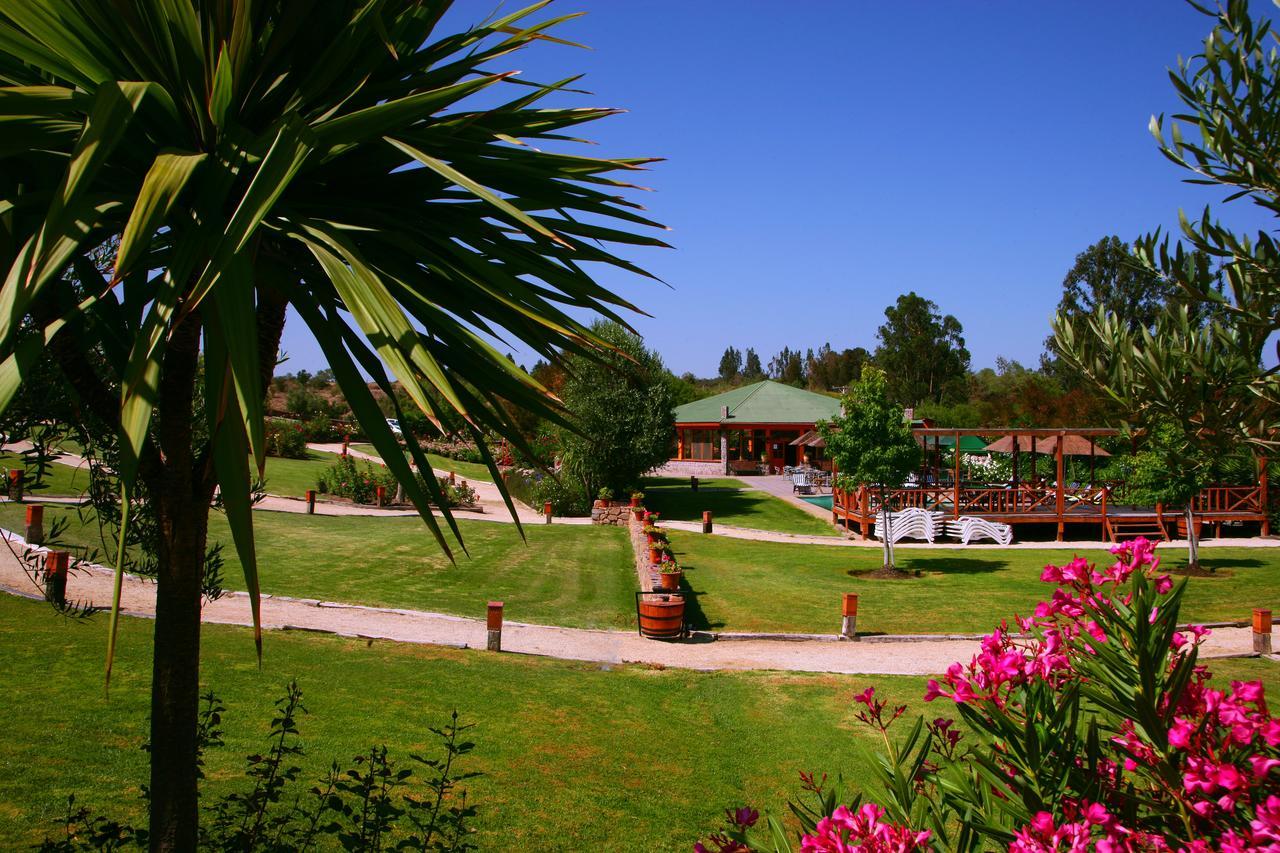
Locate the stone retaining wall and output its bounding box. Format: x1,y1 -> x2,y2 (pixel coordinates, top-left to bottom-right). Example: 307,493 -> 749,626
654,459 -> 725,477
590,500 -> 635,526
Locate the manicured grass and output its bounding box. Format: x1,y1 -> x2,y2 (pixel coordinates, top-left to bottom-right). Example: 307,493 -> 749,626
642,477 -> 838,537
669,533 -> 1280,634
1,595 -> 1277,850
3,452 -> 89,497
256,450 -> 342,497
0,594 -> 888,850
352,443 -> 494,483
1,503 -> 636,629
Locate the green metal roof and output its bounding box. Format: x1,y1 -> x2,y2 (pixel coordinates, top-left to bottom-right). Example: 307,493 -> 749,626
922,434 -> 991,453
673,380 -> 842,426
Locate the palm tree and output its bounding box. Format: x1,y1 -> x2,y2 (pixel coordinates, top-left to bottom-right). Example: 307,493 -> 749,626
0,2 -> 666,847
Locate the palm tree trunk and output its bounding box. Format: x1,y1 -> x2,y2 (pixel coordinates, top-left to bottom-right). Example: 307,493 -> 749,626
148,499 -> 209,851
145,314 -> 213,851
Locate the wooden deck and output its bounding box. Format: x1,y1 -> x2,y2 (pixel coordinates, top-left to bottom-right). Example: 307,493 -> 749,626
831,484 -> 1269,542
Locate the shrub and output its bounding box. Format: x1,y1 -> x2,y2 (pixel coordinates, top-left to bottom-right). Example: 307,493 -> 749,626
300,413 -> 343,443
39,682 -> 479,851
701,539 -> 1280,852
264,418 -> 308,459
597,486 -> 615,502
317,455 -> 396,505
317,456 -> 478,508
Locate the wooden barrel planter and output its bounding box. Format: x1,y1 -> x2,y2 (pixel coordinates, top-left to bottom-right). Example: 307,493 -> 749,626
636,593 -> 685,639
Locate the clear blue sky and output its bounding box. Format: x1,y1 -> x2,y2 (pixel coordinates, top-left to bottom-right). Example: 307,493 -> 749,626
278,1 -> 1274,378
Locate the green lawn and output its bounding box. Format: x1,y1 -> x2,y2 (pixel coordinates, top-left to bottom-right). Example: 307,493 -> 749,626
1,503 -> 637,629
257,450 -> 342,497
669,533 -> 1280,634
3,452 -> 90,497
352,443 -> 494,483
642,477 -> 838,537
0,593 -> 884,850
0,595 -> 1277,850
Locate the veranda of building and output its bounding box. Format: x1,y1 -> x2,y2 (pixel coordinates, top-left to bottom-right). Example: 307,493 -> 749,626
668,380 -> 842,476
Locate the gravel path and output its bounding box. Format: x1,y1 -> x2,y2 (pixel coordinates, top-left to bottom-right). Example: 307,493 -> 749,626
3,531 -> 1269,676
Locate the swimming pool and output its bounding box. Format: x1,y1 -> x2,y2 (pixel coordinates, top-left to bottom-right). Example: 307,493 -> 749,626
800,494 -> 833,510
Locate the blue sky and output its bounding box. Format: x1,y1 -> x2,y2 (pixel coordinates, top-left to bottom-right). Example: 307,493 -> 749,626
279,1 -> 1274,377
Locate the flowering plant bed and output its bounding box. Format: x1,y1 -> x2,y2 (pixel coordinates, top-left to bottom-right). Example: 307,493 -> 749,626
699,538 -> 1280,851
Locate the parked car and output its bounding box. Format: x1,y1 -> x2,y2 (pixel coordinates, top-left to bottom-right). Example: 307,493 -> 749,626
386,418 -> 402,437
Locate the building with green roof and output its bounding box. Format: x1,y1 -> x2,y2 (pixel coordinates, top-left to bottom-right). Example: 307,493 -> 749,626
671,380 -> 842,474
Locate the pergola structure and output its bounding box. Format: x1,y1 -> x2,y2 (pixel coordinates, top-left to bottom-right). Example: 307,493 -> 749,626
832,427 -> 1269,542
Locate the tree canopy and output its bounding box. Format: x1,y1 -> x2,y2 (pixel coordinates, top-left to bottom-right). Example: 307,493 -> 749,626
873,292 -> 970,406
555,321 -> 676,502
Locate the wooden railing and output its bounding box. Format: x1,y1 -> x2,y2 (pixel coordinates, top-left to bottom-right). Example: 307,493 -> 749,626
833,482 -> 1263,523
1192,485 -> 1264,515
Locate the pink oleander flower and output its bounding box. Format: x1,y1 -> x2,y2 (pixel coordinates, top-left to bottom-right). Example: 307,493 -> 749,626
800,804 -> 930,853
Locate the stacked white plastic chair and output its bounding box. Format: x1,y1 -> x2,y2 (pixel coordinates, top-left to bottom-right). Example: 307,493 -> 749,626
873,507 -> 942,544
944,515 -> 1013,545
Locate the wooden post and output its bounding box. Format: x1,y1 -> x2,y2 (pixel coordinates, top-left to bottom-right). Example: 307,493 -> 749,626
1012,438 -> 1020,487
341,434 -> 349,457
544,501 -> 553,524
7,468 -> 22,502
690,475 -> 698,492
860,485 -> 871,540
1260,456 -> 1270,536
487,601 -> 504,652
45,550 -> 69,606
1254,609 -> 1273,655
1055,434 -> 1065,541
449,470 -> 456,485
841,593 -> 859,640
702,510 -> 713,534
376,485 -> 386,508
25,504 -> 44,545
952,430 -> 961,518
306,489 -> 316,514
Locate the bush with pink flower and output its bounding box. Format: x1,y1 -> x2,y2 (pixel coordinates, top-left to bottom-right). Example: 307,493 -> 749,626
698,539 -> 1280,852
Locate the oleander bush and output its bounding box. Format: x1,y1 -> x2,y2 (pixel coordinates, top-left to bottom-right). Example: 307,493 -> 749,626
700,539 -> 1280,852
263,419 -> 309,460
318,456 -> 477,508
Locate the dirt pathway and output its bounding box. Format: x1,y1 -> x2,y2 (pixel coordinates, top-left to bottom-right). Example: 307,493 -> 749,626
2,532 -> 1268,676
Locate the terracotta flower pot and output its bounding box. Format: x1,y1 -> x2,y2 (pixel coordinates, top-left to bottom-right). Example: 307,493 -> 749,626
630,496 -> 642,508
659,570 -> 682,591
648,547 -> 661,565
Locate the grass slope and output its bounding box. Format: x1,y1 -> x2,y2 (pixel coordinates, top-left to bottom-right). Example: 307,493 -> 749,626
351,444 -> 495,483
1,504 -> 636,630
0,596 -> 1277,850
670,533 -> 1280,634
256,450 -> 343,498
3,452 -> 89,497
0,594 -> 886,850
642,477 -> 837,537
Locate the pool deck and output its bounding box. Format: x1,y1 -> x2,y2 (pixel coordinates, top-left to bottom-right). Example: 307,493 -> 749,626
733,474 -> 840,525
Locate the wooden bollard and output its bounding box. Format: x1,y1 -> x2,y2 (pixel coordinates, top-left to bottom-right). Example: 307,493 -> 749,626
690,475 -> 698,492
7,468 -> 22,502
305,489 -> 316,514
25,504 -> 44,545
544,501 -> 553,524
487,601 -> 504,651
449,471 -> 456,485
841,593 -> 859,640
341,434 -> 350,457
376,485 -> 386,508
1254,609 -> 1273,655
702,510 -> 713,534
45,550 -> 69,606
